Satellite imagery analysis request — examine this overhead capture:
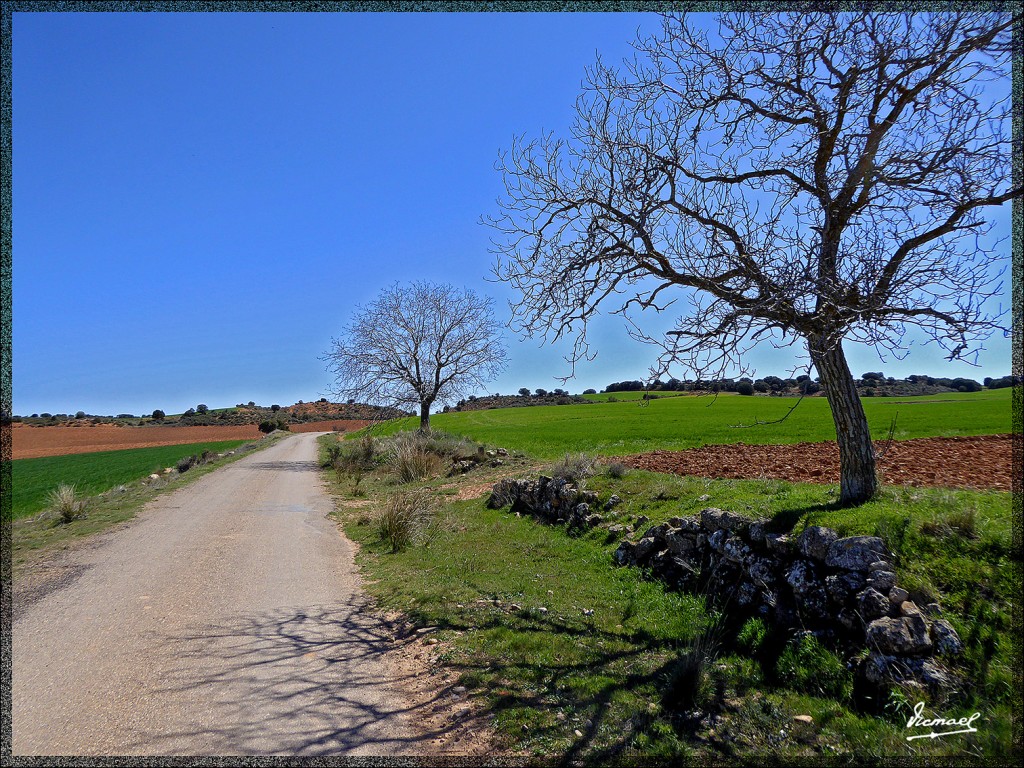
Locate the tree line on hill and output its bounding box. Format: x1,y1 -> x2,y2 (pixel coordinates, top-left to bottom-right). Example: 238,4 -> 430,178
601,373 -> 1019,397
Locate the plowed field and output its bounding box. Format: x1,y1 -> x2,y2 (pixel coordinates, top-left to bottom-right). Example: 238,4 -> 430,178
12,420 -> 372,459
621,434 -> 1014,491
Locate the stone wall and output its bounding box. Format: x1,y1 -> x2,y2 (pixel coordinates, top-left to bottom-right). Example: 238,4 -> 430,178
488,478 -> 964,699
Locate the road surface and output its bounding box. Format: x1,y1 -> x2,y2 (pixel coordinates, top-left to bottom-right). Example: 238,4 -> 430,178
13,432 -> 426,756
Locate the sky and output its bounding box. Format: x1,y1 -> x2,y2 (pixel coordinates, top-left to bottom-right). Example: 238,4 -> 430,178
11,10 -> 1015,417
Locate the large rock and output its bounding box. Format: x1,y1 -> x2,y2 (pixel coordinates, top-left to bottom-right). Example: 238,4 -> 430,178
859,653 -> 956,694
826,536 -> 893,571
857,587 -> 891,621
633,536 -> 662,565
700,508 -> 753,534
867,570 -> 897,593
722,535 -> 751,564
798,526 -> 838,562
664,530 -> 698,555
866,615 -> 933,656
612,540 -> 635,566
930,619 -> 964,656
825,571 -> 866,605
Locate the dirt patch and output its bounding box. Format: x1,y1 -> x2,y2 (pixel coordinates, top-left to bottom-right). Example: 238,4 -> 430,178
288,419 -> 373,434
12,423 -> 263,459
376,614 -> 506,757
620,434 -> 1013,491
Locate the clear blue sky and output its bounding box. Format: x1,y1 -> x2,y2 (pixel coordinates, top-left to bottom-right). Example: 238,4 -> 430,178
12,11 -> 1014,417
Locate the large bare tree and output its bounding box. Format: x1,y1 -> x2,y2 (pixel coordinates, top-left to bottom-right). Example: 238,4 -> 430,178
323,282 -> 508,432
488,10 -> 1019,505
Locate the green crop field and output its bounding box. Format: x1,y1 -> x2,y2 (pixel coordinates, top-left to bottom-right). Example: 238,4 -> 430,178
373,389 -> 1014,460
10,440 -> 248,521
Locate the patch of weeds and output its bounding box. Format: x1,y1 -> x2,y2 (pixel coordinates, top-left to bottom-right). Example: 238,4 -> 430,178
605,461 -> 629,479
374,489 -> 444,552
176,454 -> 199,473
920,507 -> 978,540
547,453 -> 597,486
45,483 -> 88,525
774,634 -> 852,704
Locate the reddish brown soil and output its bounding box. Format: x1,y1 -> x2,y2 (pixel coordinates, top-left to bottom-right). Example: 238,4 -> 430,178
620,434 -> 1014,492
12,423 -> 262,460
288,419 -> 373,434
12,420 -> 376,459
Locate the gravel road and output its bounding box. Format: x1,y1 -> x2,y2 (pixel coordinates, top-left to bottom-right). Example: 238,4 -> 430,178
13,432 -> 426,756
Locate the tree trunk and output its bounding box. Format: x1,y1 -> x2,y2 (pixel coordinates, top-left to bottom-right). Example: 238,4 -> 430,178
808,336 -> 878,505
418,401 -> 431,433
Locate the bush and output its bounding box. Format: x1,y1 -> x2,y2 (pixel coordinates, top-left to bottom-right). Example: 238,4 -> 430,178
387,437 -> 445,482
177,454 -> 199,473
736,381 -> 755,396
152,409 -> 165,420
374,490 -> 443,552
47,483 -> 88,524
548,453 -> 597,485
258,419 -> 290,434
775,634 -> 852,702
605,461 -> 628,479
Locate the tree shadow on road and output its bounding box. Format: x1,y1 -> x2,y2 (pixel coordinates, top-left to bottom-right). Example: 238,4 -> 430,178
120,595 -> 475,756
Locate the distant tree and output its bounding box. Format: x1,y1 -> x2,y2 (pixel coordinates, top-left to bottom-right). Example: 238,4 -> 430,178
151,409 -> 165,420
271,404 -> 281,412
183,408 -> 196,417
323,281 -> 508,432
736,381 -> 755,396
535,388 -> 548,397
75,411 -> 86,419
247,401 -> 256,407
518,387 -> 532,397
489,10 -> 1019,504
196,404 -> 209,414
583,388 -> 598,395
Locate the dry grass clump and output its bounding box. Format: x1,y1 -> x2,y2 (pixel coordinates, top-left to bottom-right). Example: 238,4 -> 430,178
47,483 -> 89,524
374,489 -> 443,552
547,453 -> 597,485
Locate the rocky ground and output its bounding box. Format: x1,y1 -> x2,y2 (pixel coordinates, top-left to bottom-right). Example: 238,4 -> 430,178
620,434 -> 1014,491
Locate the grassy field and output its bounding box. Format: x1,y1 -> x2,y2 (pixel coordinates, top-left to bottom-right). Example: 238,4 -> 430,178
10,440 -> 249,521
318,431 -> 1015,761
372,389 -> 1014,460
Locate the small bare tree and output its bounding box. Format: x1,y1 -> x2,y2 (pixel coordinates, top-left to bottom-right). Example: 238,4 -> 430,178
488,10 -> 1019,505
323,282 -> 508,432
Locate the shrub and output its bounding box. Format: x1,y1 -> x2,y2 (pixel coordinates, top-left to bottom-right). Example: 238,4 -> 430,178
605,461 -> 628,479
374,490 -> 443,552
332,434 -> 380,493
548,453 -> 597,485
47,483 -> 88,524
258,419 -> 290,434
152,409 -> 165,420
177,454 -> 199,473
775,634 -> 852,702
387,437 -> 445,482
736,617 -> 770,657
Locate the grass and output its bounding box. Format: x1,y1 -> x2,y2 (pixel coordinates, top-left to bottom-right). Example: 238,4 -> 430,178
370,388 -> 1014,460
319,427 -> 1016,761
9,440 -> 250,521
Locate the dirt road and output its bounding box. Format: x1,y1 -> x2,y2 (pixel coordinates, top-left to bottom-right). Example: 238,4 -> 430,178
12,433 -> 426,756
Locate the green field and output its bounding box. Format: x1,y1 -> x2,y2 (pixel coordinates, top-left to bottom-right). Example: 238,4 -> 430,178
375,389 -> 1014,460
10,440 -> 248,521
